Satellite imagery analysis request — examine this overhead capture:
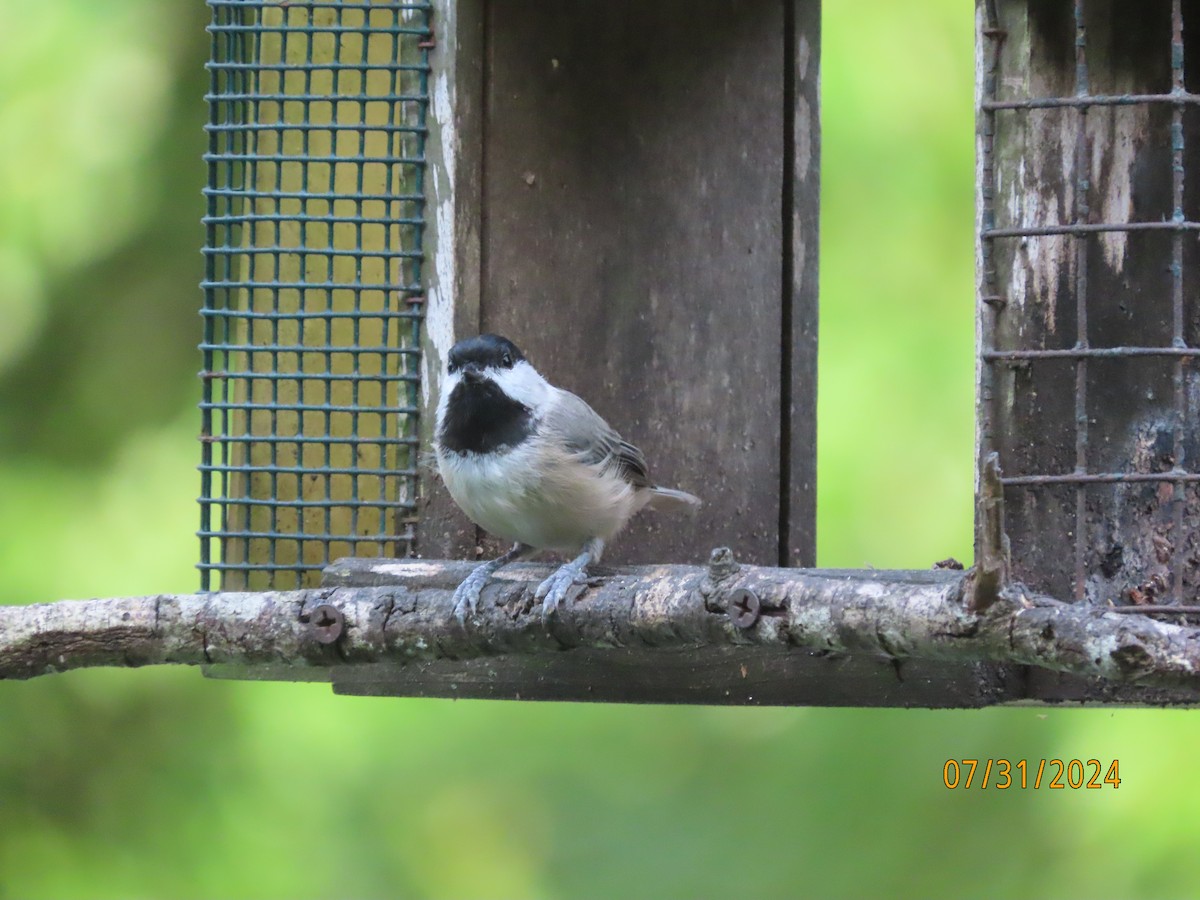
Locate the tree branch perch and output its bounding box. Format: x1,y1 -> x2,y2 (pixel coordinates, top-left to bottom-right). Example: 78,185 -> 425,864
3,554 -> 1200,705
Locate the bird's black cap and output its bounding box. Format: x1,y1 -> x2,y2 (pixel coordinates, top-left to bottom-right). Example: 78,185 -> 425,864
447,334 -> 526,373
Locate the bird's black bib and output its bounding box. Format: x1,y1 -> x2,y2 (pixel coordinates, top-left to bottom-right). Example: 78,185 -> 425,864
438,378 -> 534,454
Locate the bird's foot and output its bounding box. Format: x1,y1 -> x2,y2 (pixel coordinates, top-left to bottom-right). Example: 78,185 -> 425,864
452,567 -> 492,624
451,543 -> 532,625
535,562 -> 588,618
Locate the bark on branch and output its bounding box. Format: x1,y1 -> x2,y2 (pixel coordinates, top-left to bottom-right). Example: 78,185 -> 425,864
3,555 -> 1200,705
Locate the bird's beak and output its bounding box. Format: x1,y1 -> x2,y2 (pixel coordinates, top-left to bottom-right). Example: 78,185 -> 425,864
462,363 -> 484,384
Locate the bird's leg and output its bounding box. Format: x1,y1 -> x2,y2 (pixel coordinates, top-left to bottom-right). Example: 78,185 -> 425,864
453,542 -> 533,624
535,537 -> 605,618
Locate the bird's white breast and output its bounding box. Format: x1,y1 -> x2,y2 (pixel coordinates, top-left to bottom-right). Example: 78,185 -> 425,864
437,441 -> 542,541
435,438 -> 646,553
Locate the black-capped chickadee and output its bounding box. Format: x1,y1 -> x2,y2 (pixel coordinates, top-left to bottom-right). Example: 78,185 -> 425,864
434,333 -> 700,621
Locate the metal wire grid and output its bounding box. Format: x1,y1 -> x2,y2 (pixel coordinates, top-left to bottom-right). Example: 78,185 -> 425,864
199,0 -> 431,591
979,0 -> 1193,602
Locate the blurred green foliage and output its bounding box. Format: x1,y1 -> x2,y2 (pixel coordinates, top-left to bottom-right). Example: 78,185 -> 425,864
1,1 -> 1197,898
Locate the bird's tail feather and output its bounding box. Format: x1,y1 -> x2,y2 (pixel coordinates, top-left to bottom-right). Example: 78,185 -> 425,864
647,486 -> 701,512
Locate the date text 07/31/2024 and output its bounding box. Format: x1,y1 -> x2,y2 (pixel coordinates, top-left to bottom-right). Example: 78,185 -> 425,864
942,759 -> 1121,790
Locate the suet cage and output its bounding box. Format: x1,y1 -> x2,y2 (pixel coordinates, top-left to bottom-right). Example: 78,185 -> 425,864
199,0 -> 432,590
978,0 -> 1200,625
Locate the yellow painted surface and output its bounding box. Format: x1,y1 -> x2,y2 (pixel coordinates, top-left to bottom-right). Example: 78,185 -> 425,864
221,2 -> 422,589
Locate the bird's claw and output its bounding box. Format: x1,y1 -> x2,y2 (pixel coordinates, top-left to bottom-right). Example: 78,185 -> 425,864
451,575 -> 486,625
535,565 -> 586,618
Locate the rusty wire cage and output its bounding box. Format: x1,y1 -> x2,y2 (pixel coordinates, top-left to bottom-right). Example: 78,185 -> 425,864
979,0 -> 1200,607
199,0 -> 432,591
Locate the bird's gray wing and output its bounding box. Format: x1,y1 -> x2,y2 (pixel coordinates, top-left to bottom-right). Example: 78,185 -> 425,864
546,391 -> 652,489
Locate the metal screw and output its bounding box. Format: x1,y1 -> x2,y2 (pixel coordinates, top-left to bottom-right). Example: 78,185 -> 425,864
728,588 -> 760,628
308,603 -> 344,644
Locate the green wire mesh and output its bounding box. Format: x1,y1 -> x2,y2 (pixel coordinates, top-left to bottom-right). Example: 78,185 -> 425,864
199,0 -> 430,591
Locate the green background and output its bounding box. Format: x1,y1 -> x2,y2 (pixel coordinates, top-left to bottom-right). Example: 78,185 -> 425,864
1,1 -> 1196,897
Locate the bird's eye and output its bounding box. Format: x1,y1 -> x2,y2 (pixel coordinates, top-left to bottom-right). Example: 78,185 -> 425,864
501,352 -> 513,367
448,361 -> 459,374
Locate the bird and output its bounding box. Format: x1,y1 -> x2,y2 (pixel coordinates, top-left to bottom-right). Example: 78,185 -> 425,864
433,333 -> 700,622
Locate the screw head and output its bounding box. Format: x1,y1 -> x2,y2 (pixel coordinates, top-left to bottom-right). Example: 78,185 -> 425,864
308,603 -> 344,644
728,588 -> 760,628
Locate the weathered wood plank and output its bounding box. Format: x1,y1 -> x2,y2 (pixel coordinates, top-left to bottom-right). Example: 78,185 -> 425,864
787,0 -> 821,566
415,2 -> 819,569
475,0 -> 798,567
416,0 -> 487,561
330,651 -> 1017,707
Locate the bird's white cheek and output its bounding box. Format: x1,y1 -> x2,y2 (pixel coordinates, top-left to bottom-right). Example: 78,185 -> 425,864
492,362 -> 552,411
